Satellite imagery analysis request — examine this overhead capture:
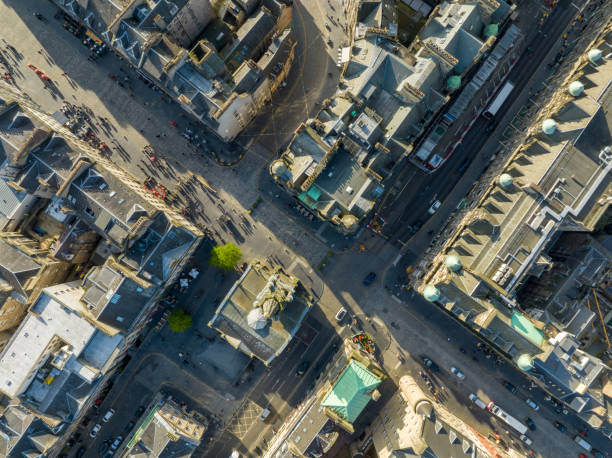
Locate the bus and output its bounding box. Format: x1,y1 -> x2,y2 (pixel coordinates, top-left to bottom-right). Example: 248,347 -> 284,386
483,81 -> 515,119
487,402 -> 528,435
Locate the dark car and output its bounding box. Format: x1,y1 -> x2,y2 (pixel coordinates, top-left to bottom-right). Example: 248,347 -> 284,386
363,272 -> 377,285
135,405 -> 145,417
421,356 -> 439,372
124,421 -> 135,433
485,120 -> 497,133
592,449 -> 604,458
502,381 -> 518,394
296,361 -> 309,376
553,421 -> 567,432
76,447 -> 86,458
525,417 -> 536,431
98,442 -> 109,454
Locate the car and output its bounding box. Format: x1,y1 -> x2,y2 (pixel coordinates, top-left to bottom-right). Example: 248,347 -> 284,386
335,307 -> 347,322
468,393 -> 487,409
102,408 -> 115,422
135,405 -> 145,417
485,120 -> 497,133
428,200 -> 441,215
525,398 -> 539,410
363,272 -> 376,285
103,452 -> 114,458
450,366 -> 465,380
421,356 -> 439,372
502,381 -> 518,393
90,424 -> 102,438
81,417 -> 91,427
519,434 -> 532,445
111,436 -> 123,451
76,447 -> 86,458
458,158 -> 471,174
124,421 -> 135,433
553,421 -> 567,432
525,417 -> 536,431
98,442 -> 109,454
296,361 -> 309,376
258,408 -> 271,421
592,449 -> 604,458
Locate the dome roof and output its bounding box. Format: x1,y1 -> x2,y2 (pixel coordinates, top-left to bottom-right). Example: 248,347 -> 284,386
445,254 -> 462,272
568,81 -> 584,96
499,173 -> 513,188
588,48 -> 602,63
247,308 -> 267,330
484,23 -> 499,37
516,353 -> 534,371
542,118 -> 557,135
271,160 -> 288,178
415,399 -> 433,418
447,75 -> 461,90
423,285 -> 440,302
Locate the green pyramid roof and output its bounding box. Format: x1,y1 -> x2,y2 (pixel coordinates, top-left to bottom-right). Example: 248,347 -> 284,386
321,360 -> 382,423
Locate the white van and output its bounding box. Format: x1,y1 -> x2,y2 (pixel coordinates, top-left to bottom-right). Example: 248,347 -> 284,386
259,408 -> 271,421
574,435 -> 592,451
468,393 -> 487,409
520,434 -> 532,445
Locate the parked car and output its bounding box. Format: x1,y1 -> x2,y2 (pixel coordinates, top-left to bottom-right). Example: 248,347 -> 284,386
335,307 -> 347,322
553,421 -> 567,432
428,200 -> 441,215
111,436 -> 123,451
124,421 -> 135,433
102,408 -> 115,423
573,435 -> 592,451
98,442 -> 109,454
421,356 -> 439,372
296,361 -> 309,376
525,398 -> 539,410
525,417 -> 536,431
363,272 -> 376,285
450,366 -> 465,380
135,406 -> 145,417
89,424 -> 101,438
76,447 -> 86,458
592,449 -> 604,458
502,381 -> 518,393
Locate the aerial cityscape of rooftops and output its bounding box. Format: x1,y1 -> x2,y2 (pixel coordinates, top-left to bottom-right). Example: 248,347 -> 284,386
0,0 -> 612,457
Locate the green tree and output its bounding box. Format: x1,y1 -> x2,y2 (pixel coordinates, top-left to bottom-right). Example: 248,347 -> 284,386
209,243 -> 242,270
167,309 -> 192,332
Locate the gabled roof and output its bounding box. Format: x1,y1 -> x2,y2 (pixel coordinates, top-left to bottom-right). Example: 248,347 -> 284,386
321,360 -> 381,423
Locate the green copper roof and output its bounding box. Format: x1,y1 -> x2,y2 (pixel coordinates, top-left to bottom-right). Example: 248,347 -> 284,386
484,23 -> 499,37
298,192 -> 316,209
542,118 -> 557,135
588,48 -> 602,63
423,285 -> 440,302
307,186 -> 321,201
511,312 -> 544,347
568,81 -> 584,97
516,353 -> 534,371
321,360 -> 381,423
445,254 -> 462,272
447,75 -> 461,89
499,173 -> 513,188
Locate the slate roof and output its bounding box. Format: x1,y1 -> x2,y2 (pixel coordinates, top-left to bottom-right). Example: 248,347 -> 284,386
83,265 -> 155,332
321,360 -> 381,423
0,238 -> 42,298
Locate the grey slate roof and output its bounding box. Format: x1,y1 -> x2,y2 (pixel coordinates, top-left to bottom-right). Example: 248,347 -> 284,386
83,265 -> 155,333
0,238 -> 41,298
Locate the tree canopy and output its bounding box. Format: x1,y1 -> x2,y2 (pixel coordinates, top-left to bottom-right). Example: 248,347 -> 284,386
167,309 -> 192,332
209,243 -> 242,270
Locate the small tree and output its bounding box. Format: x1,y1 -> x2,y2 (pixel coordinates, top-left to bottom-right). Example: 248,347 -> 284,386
209,243 -> 242,270
168,309 -> 192,332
